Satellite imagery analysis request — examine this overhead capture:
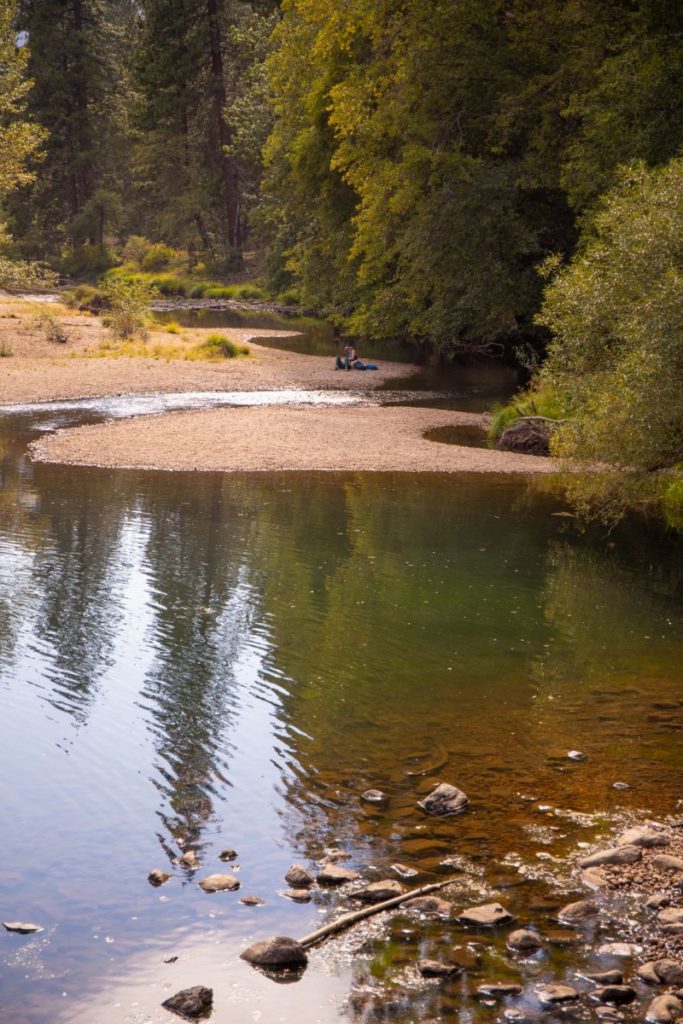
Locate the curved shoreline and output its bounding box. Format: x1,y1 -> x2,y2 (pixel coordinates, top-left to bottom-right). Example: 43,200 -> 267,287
30,404 -> 554,474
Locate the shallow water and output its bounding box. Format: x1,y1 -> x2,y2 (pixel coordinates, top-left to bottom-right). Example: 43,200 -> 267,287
0,400 -> 682,1024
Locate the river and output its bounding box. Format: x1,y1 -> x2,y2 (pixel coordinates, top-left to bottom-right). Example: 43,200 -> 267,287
0,348 -> 682,1023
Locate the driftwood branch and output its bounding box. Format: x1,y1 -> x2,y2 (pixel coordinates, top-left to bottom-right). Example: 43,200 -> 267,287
298,878 -> 456,950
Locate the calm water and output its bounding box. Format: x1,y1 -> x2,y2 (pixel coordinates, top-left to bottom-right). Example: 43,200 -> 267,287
0,401 -> 682,1024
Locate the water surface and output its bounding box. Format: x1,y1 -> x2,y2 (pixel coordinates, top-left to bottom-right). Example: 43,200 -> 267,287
0,403 -> 681,1024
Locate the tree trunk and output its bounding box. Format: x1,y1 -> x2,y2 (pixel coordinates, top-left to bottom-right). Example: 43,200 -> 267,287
205,0 -> 242,254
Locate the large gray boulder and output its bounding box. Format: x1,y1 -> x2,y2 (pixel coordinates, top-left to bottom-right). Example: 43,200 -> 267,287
579,845 -> 642,868
418,783 -> 469,816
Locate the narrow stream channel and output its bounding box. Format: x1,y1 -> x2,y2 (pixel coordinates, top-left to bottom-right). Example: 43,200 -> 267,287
0,350 -> 682,1023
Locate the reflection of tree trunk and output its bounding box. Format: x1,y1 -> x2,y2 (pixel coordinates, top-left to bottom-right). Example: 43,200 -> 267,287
205,0 -> 242,254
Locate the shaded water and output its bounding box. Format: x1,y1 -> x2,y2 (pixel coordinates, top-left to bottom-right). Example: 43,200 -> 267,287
0,403 -> 682,1024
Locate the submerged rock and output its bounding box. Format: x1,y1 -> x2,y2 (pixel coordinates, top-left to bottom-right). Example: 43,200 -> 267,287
178,850 -> 199,870
418,782 -> 469,816
198,873 -> 240,893
218,847 -> 237,862
477,982 -> 523,998
507,929 -> 543,952
391,863 -> 418,879
351,880 -> 405,904
558,898 -> 599,923
458,902 -> 514,927
148,869 -> 171,887
284,864 -> 313,888
579,845 -> 642,868
646,995 -> 683,1023
282,888 -> 311,903
240,895 -> 265,906
361,789 -> 388,805
348,987 -> 413,1019
1,921 -> 43,935
585,971 -> 624,985
447,944 -> 482,971
405,895 -> 452,917
240,935 -> 308,969
316,863 -> 359,886
417,959 -> 460,978
161,985 -> 213,1020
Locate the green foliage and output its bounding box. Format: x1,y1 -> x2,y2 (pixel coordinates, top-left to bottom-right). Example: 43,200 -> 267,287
63,284 -> 102,310
140,242 -> 182,272
195,333 -> 249,359
164,320 -> 181,334
101,276 -> 158,340
104,268 -> 265,301
0,0 -> 46,198
122,236 -> 152,268
488,390 -> 567,442
662,475 -> 683,532
0,256 -> 57,291
534,157 -> 683,524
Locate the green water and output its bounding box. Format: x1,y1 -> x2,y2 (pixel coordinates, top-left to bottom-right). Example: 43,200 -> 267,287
0,404 -> 682,1024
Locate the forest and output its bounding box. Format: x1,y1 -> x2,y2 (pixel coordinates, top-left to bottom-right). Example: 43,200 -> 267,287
0,0 -> 682,523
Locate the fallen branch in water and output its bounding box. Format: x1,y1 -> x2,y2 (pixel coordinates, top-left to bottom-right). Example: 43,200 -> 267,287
298,878 -> 456,949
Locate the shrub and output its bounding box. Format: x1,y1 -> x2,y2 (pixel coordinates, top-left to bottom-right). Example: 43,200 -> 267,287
34,309 -> 70,344
101,277 -> 158,340
140,243 -> 181,272
194,333 -> 249,359
0,340 -> 13,357
0,257 -> 57,292
165,320 -> 182,334
122,235 -> 152,268
63,283 -> 102,311
488,389 -> 566,442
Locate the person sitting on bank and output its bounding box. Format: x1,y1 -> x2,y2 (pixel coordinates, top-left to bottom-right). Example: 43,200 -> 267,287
343,343 -> 357,369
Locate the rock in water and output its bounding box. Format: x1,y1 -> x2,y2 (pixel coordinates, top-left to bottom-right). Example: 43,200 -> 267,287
178,850 -> 199,870
316,863 -> 359,886
418,782 -> 469,816
361,789 -> 388,805
198,873 -> 240,893
240,936 -> 308,969
405,895 -> 453,917
148,869 -> 171,887
593,986 -> 637,1005
584,971 -> 624,985
641,961 -> 683,986
218,847 -> 237,862
458,902 -> 514,927
417,959 -> 460,978
558,899 -> 598,923
618,827 -> 668,848
282,888 -> 312,903
284,864 -> 313,887
240,895 -> 265,906
646,995 -> 683,1023
477,983 -> 523,998
161,986 -> 213,1020
579,845 -> 642,868
351,880 -> 405,904
567,750 -> 587,761
507,929 -> 543,952
2,921 -> 43,935
536,984 -> 579,1004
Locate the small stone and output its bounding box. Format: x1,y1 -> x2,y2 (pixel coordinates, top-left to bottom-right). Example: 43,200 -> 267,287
477,983 -> 523,998
507,929 -> 543,952
568,750 -> 587,761
585,971 -> 625,985
351,880 -> 405,904
282,888 -> 312,903
612,782 -> 630,790
1,921 -> 43,935
559,899 -> 599,923
148,869 -> 171,887
161,985 -> 213,1020
239,895 -> 265,906
316,863 -> 359,886
458,902 -> 514,927
405,895 -> 452,917
653,855 -> 683,873
361,789 -> 388,805
597,942 -> 641,957
654,962 -> 683,986
639,963 -> 665,985
322,847 -> 349,862
418,782 -> 469,816
164,955 -> 179,964
579,845 -> 642,868
391,863 -> 418,879
218,848 -> 237,862
647,894 -> 672,910
417,959 -> 461,978
582,866 -> 609,889
284,864 -> 313,887
178,850 -> 199,870
536,984 -> 578,1004
240,935 -> 308,969
592,986 -> 637,1005
646,995 -> 683,1023
596,1008 -> 625,1022
198,873 -> 240,893
658,908 -> 683,926
618,827 -> 669,848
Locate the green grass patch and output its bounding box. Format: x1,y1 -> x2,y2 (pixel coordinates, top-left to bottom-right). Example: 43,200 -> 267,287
192,333 -> 250,360
103,268 -> 266,302
488,388 -> 567,442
